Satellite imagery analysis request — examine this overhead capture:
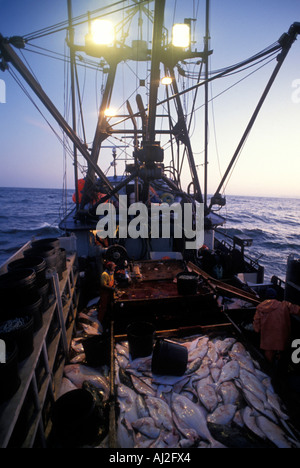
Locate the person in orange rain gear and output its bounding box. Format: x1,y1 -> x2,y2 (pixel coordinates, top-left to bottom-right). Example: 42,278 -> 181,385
253,289 -> 300,363
98,262 -> 116,323
72,178 -> 106,207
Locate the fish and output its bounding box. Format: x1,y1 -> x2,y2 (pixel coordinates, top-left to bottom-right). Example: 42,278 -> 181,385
63,364 -> 110,398
58,377 -> 77,397
173,376 -> 190,394
230,342 -> 247,355
150,430 -> 180,449
111,333 -> 297,449
194,362 -> 210,381
127,355 -> 152,372
134,432 -> 155,448
217,360 -> 240,385
180,388 -> 198,403
131,375 -> 156,396
185,357 -> 202,374
207,404 -> 237,425
233,409 -> 244,427
240,387 -> 277,422
173,412 -> 200,444
152,374 -> 188,386
196,376 -> 219,412
117,418 -> 135,448
207,341 -> 219,363
242,407 -> 266,440
132,417 -> 161,439
116,342 -> 129,358
156,384 -> 172,399
194,336 -> 209,360
218,381 -> 241,405
210,366 -> 221,382
171,394 -> 225,448
145,395 -> 173,431
117,384 -> 139,423
238,368 -> 267,403
256,415 -> 292,448
214,337 -> 236,355
181,336 -> 201,354
228,351 -> 256,374
118,366 -> 135,389
239,386 -> 266,414
136,394 -> 149,418
266,389 -> 289,420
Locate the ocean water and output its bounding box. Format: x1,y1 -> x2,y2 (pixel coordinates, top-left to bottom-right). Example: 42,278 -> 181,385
0,187 -> 73,266
0,187 -> 299,281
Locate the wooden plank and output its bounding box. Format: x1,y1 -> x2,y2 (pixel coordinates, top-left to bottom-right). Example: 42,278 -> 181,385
114,322 -> 233,342
187,261 -> 261,304
0,253 -> 78,447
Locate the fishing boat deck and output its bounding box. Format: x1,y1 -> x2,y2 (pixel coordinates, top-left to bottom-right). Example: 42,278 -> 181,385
115,259 -> 210,302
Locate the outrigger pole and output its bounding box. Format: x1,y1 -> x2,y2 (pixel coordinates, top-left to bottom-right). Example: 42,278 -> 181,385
0,34 -> 118,202
207,22 -> 300,212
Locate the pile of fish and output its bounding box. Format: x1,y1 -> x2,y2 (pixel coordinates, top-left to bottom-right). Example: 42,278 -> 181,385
0,316 -> 30,334
61,318 -> 300,448
115,334 -> 300,448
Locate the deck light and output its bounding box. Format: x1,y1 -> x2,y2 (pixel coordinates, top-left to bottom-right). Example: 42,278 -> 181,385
104,107 -> 116,117
91,19 -> 115,45
172,23 -> 190,48
161,76 -> 172,85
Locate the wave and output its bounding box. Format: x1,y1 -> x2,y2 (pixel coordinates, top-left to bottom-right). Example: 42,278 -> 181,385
0,222 -> 61,234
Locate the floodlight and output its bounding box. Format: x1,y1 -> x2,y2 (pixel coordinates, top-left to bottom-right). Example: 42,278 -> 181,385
104,107 -> 116,117
91,19 -> 115,45
161,76 -> 172,85
172,23 -> 190,48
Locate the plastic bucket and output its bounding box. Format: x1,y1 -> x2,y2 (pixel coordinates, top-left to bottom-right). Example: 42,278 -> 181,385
0,315 -> 34,361
37,279 -> 50,312
152,338 -> 188,376
82,335 -> 110,367
0,268 -> 37,298
31,237 -> 60,252
127,321 -> 155,360
31,238 -> 63,278
8,256 -> 46,287
13,292 -> 43,331
59,248 -> 67,273
0,269 -> 38,316
51,389 -> 100,446
24,245 -> 62,279
0,339 -> 21,403
176,271 -> 199,295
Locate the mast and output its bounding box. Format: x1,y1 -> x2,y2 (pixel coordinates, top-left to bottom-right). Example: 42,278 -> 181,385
204,0 -> 210,209
147,0 -> 165,142
67,0 -> 79,211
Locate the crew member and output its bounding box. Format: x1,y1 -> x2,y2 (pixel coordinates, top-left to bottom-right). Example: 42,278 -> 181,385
98,262 -> 116,323
253,289 -> 300,363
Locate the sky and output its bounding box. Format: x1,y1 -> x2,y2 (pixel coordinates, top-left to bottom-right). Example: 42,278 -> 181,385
0,0 -> 299,199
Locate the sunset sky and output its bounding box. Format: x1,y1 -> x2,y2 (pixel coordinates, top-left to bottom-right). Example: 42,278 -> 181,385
0,0 -> 299,198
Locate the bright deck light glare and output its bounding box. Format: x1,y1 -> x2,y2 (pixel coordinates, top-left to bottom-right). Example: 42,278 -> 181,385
172,23 -> 190,48
104,107 -> 116,117
91,19 -> 115,45
161,76 -> 172,85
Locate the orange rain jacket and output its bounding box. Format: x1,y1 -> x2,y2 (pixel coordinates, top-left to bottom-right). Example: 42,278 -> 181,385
253,299 -> 300,351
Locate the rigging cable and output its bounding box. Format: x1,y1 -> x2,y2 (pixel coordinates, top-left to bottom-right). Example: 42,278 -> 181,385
22,0 -> 152,42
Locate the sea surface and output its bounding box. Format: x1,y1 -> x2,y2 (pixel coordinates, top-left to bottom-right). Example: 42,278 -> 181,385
0,187 -> 299,281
